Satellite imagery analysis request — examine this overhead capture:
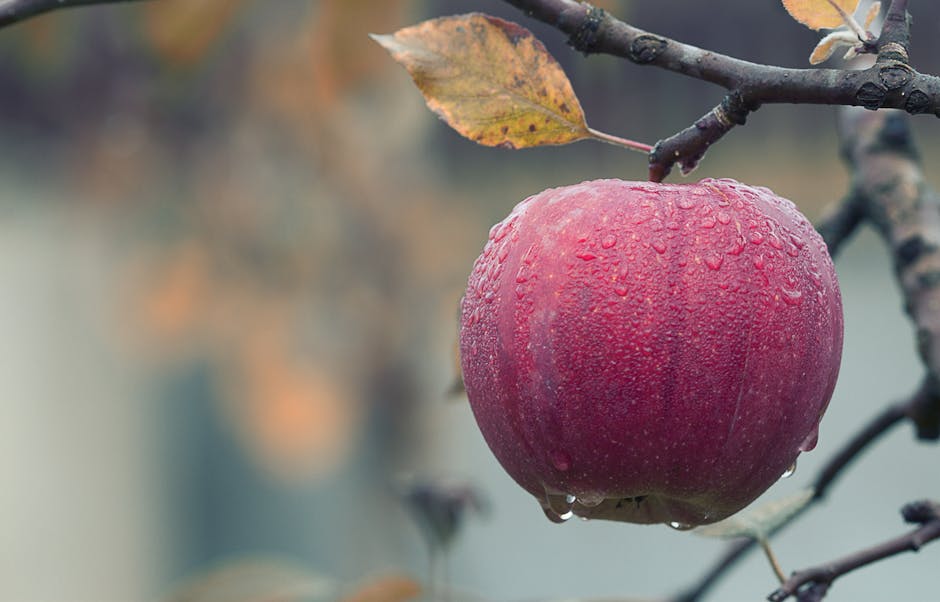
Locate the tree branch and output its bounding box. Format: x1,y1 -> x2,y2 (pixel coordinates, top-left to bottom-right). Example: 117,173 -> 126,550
502,0 -> 934,180
767,500 -> 940,602
0,0 -> 148,29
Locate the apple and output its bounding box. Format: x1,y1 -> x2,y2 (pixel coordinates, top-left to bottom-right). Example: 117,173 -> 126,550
459,178 -> 843,527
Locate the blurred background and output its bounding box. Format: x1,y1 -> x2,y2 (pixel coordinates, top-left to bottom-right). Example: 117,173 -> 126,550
1,0 -> 939,600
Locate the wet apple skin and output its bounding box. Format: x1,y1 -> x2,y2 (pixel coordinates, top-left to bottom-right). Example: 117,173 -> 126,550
460,178 -> 843,526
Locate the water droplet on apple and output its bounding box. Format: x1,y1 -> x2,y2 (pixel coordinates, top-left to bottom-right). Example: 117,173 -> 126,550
780,286 -> 803,306
705,254 -> 723,271
601,234 -> 617,249
541,506 -> 571,523
551,450 -> 572,471
614,284 -> 629,297
677,196 -> 697,209
748,231 -> 764,245
752,254 -> 765,269
652,240 -> 667,254
668,521 -> 694,531
577,492 -> 604,508
726,237 -> 746,256
717,211 -> 731,225
799,428 -> 819,452
701,216 -> 717,229
781,459 -> 797,479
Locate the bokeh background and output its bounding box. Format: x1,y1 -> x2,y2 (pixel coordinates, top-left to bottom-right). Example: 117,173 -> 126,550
1,0 -> 939,600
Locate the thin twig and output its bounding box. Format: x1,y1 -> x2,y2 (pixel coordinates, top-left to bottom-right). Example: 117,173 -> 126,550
0,0 -> 149,29
767,501 -> 940,601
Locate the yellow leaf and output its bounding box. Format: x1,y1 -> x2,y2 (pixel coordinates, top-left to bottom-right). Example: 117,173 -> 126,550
371,13 -> 591,149
782,0 -> 861,30
808,31 -> 855,64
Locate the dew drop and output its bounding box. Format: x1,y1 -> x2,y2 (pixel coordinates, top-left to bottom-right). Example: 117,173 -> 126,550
601,234 -> 617,249
668,521 -> 695,531
677,196 -> 697,209
652,240 -> 667,254
541,489 -> 576,523
614,284 -> 629,297
649,218 -> 664,232
727,237 -> 746,256
577,492 -> 605,508
717,211 -> 732,225
576,251 -> 598,261
768,235 -> 784,250
752,254 -> 765,269
705,254 -> 723,271
799,428 -> 819,452
666,220 -> 681,231
780,286 -> 803,306
789,234 -> 806,249
551,450 -> 572,472
497,246 -> 510,263
748,231 -> 764,245
781,460 -> 797,479
700,216 -> 717,229
542,506 -> 571,524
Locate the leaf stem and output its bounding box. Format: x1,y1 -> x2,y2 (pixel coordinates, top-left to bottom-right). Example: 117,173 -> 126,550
759,537 -> 787,584
826,0 -> 867,40
586,127 -> 653,153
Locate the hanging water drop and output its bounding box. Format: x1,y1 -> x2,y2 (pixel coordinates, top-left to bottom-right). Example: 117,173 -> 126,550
668,521 -> 694,531
550,450 -> 572,472
781,459 -> 797,479
799,428 -> 819,452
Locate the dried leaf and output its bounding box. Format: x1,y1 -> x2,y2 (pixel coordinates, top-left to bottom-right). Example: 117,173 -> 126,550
782,0 -> 860,30
808,31 -> 856,64
371,13 -> 591,149
694,488 -> 815,540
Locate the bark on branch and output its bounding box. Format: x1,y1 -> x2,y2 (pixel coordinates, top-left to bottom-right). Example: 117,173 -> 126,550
502,0 -> 935,180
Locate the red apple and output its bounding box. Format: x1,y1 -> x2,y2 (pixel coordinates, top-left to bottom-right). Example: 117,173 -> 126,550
459,178 -> 843,527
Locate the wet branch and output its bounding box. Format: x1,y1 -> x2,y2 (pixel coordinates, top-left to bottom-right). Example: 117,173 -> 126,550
502,0 -> 935,180
767,500 -> 940,602
0,0 -> 148,28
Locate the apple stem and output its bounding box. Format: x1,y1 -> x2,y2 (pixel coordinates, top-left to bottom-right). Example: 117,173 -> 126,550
759,537 -> 788,584
586,127 -> 654,154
